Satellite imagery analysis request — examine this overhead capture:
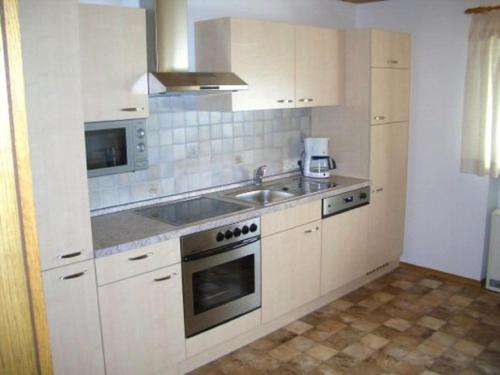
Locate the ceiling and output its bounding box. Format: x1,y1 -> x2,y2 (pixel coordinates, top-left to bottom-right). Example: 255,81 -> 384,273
341,0 -> 387,4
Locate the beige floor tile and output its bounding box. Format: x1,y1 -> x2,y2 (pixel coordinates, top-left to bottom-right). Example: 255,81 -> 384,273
351,319 -> 380,332
288,353 -> 321,373
249,338 -> 278,351
307,363 -> 342,375
428,331 -> 458,347
360,333 -> 389,350
269,344 -> 301,362
449,295 -> 474,307
373,291 -> 395,303
419,278 -> 443,289
342,342 -> 374,362
403,350 -> 435,367
454,339 -> 484,357
417,316 -> 446,331
317,319 -> 347,334
306,344 -> 338,361
417,339 -> 448,357
488,338 -> 500,352
284,320 -> 314,335
383,342 -> 410,359
285,336 -> 315,352
384,318 -> 412,332
304,328 -> 332,343
247,354 -> 280,372
358,298 -> 382,310
391,280 -> 414,290
329,299 -> 354,311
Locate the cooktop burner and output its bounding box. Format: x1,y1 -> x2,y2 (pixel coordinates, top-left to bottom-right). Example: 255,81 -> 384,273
135,197 -> 249,226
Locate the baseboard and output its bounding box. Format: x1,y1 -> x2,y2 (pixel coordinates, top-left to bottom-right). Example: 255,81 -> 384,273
178,260 -> 399,374
399,262 -> 484,288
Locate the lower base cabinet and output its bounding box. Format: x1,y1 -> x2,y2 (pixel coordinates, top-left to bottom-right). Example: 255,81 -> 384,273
321,206 -> 370,294
262,220 -> 322,323
98,264 -> 186,375
43,260 -> 105,375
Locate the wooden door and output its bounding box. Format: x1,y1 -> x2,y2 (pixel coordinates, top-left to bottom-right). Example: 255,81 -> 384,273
371,29 -> 411,69
43,261 -> 105,375
295,25 -> 343,107
371,68 -> 410,125
262,221 -> 322,323
99,264 -> 186,375
230,19 -> 295,110
79,5 -> 149,122
367,123 -> 408,271
321,205 -> 370,294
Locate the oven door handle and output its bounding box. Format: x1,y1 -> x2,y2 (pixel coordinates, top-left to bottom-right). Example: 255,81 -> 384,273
182,236 -> 260,262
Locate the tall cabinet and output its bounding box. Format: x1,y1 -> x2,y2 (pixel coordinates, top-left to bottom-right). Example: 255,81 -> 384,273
314,29 -> 410,273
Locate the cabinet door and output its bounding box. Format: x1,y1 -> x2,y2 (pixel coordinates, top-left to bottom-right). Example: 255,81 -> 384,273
99,264 -> 186,375
295,26 -> 343,107
262,221 -> 321,323
43,261 -> 105,375
367,123 -> 408,271
371,68 -> 410,125
79,5 -> 149,122
371,30 -> 411,69
321,206 -> 369,295
230,19 -> 295,110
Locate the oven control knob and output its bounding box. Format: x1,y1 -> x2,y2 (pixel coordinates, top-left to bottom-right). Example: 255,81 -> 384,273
250,223 -> 258,232
216,232 -> 224,242
136,143 -> 146,152
242,225 -> 249,234
137,128 -> 146,138
233,227 -> 242,237
225,230 -> 233,239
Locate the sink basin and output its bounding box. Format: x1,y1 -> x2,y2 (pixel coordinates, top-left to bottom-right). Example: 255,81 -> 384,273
231,189 -> 296,205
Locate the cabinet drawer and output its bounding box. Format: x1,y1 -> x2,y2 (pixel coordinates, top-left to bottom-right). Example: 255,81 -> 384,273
262,200 -> 321,237
96,239 -> 180,285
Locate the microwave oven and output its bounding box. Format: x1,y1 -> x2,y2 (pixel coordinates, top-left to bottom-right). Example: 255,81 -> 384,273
85,119 -> 148,178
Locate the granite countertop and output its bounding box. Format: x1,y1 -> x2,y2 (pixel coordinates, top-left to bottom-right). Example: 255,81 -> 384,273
91,174 -> 370,258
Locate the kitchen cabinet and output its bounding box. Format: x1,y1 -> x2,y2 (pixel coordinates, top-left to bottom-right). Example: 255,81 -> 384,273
321,206 -> 370,294
295,26 -> 343,107
371,68 -> 410,125
195,18 -> 343,111
43,261 -> 105,375
371,29 -> 411,69
99,264 -> 185,375
367,122 -> 408,271
20,0 -> 93,270
262,221 -> 322,323
79,4 -> 149,122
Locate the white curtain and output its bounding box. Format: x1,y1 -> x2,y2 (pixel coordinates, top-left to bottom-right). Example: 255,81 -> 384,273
461,11 -> 500,177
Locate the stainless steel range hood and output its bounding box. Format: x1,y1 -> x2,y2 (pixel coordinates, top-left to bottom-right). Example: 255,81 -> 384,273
149,0 -> 247,95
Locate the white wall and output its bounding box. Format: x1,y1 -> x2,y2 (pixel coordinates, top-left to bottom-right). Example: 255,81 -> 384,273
357,0 -> 498,280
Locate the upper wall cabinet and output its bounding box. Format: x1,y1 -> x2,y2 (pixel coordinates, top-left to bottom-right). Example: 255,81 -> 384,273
195,18 -> 343,111
371,30 -> 411,69
295,26 -> 344,108
79,5 -> 149,122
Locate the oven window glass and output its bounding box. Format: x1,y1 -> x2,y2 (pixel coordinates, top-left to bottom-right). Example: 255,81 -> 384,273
85,128 -> 127,170
192,254 -> 255,315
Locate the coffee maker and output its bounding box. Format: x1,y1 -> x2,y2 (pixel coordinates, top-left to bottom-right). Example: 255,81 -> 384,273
299,138 -> 336,178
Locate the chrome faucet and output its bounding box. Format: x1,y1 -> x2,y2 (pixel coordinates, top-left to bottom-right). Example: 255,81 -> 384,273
254,165 -> 267,185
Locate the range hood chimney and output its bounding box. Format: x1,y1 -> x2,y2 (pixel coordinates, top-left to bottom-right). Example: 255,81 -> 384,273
149,0 -> 248,94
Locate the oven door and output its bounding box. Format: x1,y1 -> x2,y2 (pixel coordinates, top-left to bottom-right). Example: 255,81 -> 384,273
182,238 -> 261,338
85,121 -> 135,178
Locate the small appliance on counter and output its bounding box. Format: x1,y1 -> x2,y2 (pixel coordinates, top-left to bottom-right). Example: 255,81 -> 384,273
299,137 -> 336,178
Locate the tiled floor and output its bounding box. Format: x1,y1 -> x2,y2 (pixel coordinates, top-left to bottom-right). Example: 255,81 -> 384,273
189,266 -> 500,375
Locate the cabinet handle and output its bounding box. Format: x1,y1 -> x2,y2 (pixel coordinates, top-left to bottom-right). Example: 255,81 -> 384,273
57,251 -> 83,259
373,116 -> 386,121
375,187 -> 384,193
304,226 -> 320,234
387,60 -> 399,64
59,270 -> 87,280
121,107 -> 144,112
154,272 -> 177,282
298,98 -> 314,103
128,252 -> 153,261
277,99 -> 293,103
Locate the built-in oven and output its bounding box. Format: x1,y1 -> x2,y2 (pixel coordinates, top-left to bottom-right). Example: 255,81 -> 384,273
84,119 -> 148,178
181,218 -> 261,338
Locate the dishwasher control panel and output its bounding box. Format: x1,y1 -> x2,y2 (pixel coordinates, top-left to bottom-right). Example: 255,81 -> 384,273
322,187 -> 370,218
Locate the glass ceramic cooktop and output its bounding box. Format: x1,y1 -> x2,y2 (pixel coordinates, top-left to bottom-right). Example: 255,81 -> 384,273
135,197 -> 249,226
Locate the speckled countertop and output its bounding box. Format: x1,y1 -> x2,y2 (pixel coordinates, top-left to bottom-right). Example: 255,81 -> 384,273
91,174 -> 370,258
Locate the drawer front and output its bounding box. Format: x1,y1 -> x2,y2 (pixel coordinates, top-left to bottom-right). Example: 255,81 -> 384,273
96,239 -> 180,285
261,200 -> 321,237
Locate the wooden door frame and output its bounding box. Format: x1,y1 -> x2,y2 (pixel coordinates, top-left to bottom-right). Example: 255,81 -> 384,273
0,1 -> 52,374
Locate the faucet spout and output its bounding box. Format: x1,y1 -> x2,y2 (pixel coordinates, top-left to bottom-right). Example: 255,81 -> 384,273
254,165 -> 267,185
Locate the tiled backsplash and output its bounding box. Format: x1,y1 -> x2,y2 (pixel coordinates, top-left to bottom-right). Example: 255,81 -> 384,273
88,96 -> 312,210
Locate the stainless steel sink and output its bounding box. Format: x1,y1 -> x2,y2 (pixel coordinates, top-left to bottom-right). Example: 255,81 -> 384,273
229,189 -> 296,205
